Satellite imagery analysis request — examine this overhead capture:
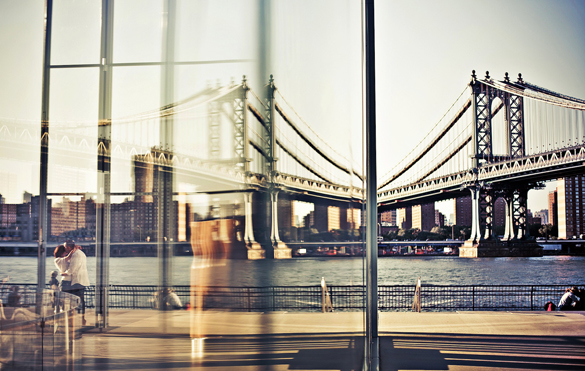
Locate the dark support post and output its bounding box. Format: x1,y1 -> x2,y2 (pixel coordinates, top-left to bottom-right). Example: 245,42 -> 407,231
365,0 -> 379,369
514,187 -> 529,240
158,0 -> 177,296
95,0 -> 115,329
481,188 -> 495,240
37,0 -> 53,308
469,186 -> 481,242
502,189 -> 515,241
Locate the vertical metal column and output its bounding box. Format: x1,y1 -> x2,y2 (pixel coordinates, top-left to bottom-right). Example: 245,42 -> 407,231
37,0 -> 53,303
509,73 -> 526,157
469,186 -> 482,242
95,0 -> 114,329
502,190 -> 515,241
470,70 -> 493,166
265,75 -> 276,178
233,77 -> 250,173
158,0 -> 176,294
514,188 -> 529,240
365,0 -> 379,369
481,188 -> 495,240
243,192 -> 263,257
208,97 -> 221,160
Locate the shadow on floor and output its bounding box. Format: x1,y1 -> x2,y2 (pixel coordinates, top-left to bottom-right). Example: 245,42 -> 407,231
380,332 -> 585,371
81,332 -> 365,371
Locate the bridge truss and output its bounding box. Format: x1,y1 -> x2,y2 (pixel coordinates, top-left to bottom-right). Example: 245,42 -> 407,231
378,70 -> 585,244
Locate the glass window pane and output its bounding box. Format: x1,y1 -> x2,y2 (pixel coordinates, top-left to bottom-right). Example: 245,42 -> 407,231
51,0 -> 101,65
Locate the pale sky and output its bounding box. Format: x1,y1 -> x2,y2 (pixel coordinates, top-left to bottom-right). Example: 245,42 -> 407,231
1,0 -> 584,219
376,0 -> 585,217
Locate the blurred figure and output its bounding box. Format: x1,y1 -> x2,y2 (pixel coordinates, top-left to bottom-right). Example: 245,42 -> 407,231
61,240 -> 90,325
6,286 -> 21,307
190,219 -> 229,356
54,244 -> 73,291
49,270 -> 60,290
558,286 -> 580,311
152,288 -> 184,310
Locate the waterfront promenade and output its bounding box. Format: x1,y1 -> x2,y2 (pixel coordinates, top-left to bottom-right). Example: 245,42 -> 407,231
77,309 -> 585,370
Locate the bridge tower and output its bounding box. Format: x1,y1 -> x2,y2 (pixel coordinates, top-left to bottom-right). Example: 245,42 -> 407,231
462,71 -> 539,257
265,75 -> 291,259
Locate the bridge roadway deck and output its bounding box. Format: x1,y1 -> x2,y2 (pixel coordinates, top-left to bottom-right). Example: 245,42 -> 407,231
75,309 -> 585,370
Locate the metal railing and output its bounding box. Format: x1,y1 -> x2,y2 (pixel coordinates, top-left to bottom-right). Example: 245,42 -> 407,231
0,288 -> 82,370
2,284 -> 581,312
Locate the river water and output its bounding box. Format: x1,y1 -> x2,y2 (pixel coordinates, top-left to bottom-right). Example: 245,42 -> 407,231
2,255 -> 584,287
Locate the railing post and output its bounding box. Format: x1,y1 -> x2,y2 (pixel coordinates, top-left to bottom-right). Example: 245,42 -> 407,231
530,286 -> 534,311
247,287 -> 251,312
472,286 -> 475,311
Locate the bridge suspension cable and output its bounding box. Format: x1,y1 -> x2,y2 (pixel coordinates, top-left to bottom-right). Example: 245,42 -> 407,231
274,90 -> 363,181
378,86 -> 470,190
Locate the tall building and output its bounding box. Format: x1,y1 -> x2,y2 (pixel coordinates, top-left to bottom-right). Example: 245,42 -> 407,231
548,190 -> 558,227
493,197 -> 506,227
51,197 -> 86,237
380,210 -> 397,226
397,207 -> 412,230
347,207 -> 361,230
0,196 -> 49,242
434,210 -> 445,228
412,203 -> 435,231
557,175 -> 585,239
453,196 -> 472,226
327,206 -> 340,231
133,153 -> 156,203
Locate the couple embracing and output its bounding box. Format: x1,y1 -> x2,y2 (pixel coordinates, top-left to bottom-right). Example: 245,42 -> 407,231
54,240 -> 89,325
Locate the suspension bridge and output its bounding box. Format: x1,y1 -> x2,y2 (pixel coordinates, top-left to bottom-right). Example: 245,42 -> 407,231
1,75 -> 364,260
3,71 -> 584,259
378,70 -> 585,257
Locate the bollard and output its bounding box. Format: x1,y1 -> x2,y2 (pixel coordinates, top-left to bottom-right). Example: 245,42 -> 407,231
321,277 -> 333,313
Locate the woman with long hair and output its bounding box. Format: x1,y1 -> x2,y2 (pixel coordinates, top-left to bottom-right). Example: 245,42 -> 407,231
54,244 -> 73,292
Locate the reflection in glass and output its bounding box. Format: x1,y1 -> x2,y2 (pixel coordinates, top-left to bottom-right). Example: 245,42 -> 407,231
1,1 -> 365,369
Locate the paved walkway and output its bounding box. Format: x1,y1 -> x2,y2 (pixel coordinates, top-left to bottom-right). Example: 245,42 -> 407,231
75,310 -> 585,371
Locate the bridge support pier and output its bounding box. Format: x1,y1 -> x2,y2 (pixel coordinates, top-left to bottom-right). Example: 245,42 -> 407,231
244,192 -> 265,260
460,239 -> 542,258
271,191 -> 291,259
461,183 -> 539,257
501,187 -> 529,241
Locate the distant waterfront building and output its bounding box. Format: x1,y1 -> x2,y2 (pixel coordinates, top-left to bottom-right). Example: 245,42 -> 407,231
347,207 -> 362,230
493,197 -> 506,227
412,203 -> 435,231
534,209 -> 549,225
548,190 -> 558,227
0,196 -> 50,242
434,210 -> 445,228
380,210 -> 396,226
557,175 -> 585,239
527,209 -> 534,225
397,207 -> 412,230
51,196 -> 86,237
305,211 -> 314,230
453,196 -> 472,226
328,206 -> 340,231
